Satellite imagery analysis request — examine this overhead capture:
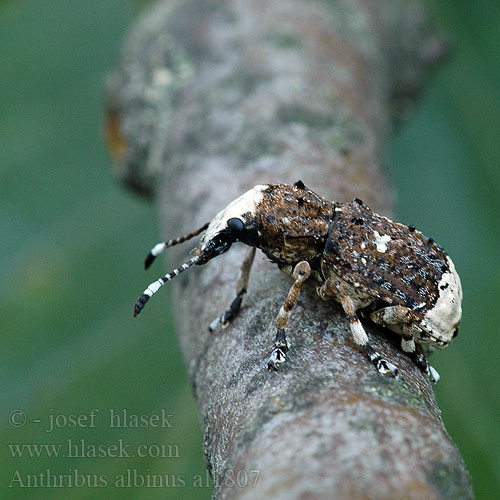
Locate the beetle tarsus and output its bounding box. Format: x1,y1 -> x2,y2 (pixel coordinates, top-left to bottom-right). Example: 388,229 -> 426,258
275,328 -> 290,351
210,291 -> 245,332
409,351 -> 440,384
365,345 -> 399,378
222,293 -> 244,326
267,328 -> 290,370
375,358 -> 399,378
267,347 -> 287,371
428,365 -> 440,385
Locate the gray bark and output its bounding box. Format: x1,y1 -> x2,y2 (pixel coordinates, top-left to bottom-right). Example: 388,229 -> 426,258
107,1 -> 473,498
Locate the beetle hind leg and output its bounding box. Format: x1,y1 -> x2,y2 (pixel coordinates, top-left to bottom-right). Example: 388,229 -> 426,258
208,247 -> 256,332
408,348 -> 440,384
402,334 -> 439,383
319,278 -> 399,378
370,306 -> 440,384
267,261 -> 311,370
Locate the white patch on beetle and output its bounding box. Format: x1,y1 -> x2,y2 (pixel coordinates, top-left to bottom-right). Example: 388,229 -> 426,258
200,185 -> 266,247
351,319 -> 368,345
419,256 -> 462,347
373,231 -> 391,253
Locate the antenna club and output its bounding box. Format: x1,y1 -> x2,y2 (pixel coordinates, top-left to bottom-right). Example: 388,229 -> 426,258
144,253 -> 155,270
134,254 -> 201,316
133,293 -> 150,317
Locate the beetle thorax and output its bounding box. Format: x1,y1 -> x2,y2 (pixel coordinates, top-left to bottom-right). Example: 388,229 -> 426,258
255,184 -> 333,267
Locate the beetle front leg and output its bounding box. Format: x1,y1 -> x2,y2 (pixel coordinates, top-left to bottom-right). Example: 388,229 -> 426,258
209,247 -> 256,332
318,278 -> 398,378
268,261 -> 311,371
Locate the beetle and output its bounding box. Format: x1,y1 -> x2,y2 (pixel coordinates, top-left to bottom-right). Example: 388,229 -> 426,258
134,181 -> 462,383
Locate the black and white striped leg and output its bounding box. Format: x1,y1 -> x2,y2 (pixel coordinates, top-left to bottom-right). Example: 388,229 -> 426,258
209,247 -> 256,331
319,278 -> 398,378
134,255 -> 200,317
267,261 -> 310,370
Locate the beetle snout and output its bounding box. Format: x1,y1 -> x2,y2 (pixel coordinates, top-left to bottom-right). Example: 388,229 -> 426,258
197,231 -> 234,264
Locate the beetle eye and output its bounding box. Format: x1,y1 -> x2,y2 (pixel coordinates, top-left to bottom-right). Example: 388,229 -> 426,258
227,217 -> 245,232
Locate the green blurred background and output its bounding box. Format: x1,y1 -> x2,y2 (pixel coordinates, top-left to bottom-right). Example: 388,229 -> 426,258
1,0 -> 498,498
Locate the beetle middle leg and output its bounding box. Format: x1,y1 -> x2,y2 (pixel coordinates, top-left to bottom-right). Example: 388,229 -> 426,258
209,247 -> 256,332
267,261 -> 311,370
370,305 -> 440,383
318,278 -> 399,378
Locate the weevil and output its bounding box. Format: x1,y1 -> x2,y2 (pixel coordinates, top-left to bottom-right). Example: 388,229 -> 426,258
134,181 -> 462,383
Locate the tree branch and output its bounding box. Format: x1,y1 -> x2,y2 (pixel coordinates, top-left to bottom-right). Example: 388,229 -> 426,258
107,1 -> 473,498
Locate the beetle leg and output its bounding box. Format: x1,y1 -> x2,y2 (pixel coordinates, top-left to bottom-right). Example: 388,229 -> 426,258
209,247 -> 256,332
370,305 -> 412,331
268,261 -> 311,370
407,341 -> 440,384
401,322 -> 439,383
370,306 -> 440,384
409,349 -> 440,384
319,278 -> 399,378
370,305 -> 417,354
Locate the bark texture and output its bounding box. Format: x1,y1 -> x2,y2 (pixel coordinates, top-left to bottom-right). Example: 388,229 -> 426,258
107,1 -> 473,498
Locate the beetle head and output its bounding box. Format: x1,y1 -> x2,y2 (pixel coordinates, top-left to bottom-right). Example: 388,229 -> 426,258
195,185 -> 266,264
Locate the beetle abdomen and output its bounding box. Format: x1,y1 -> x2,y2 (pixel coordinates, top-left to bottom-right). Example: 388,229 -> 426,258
323,199 -> 462,324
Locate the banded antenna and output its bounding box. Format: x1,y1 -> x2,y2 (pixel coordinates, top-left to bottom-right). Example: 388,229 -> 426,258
134,254 -> 200,317
144,222 -> 209,270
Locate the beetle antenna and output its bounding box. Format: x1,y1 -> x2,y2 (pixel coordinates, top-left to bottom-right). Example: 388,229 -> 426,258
134,254 -> 201,317
144,222 -> 209,269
